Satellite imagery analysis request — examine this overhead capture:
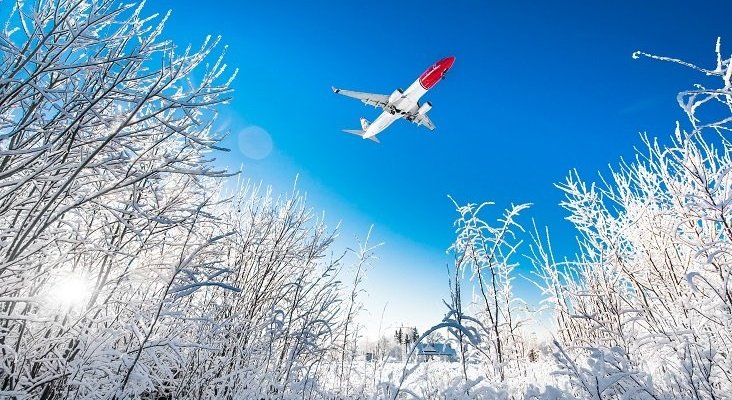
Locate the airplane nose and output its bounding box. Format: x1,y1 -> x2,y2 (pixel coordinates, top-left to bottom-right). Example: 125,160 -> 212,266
419,56 -> 456,90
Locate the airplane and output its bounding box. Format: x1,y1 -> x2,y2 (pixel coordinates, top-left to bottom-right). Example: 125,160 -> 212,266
332,56 -> 455,143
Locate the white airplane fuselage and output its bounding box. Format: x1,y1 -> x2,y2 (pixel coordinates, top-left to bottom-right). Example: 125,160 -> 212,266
363,81 -> 428,139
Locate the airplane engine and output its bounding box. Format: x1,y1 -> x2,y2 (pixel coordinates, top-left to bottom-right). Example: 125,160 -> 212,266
417,101 -> 432,115
388,88 -> 404,104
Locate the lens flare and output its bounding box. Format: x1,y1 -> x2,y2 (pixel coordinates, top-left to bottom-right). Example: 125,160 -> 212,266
238,125 -> 273,160
49,274 -> 92,309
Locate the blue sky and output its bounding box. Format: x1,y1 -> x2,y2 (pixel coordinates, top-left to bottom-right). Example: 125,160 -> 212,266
146,0 -> 732,338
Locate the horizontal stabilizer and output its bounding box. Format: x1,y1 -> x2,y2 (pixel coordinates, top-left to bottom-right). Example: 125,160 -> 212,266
342,129 -> 380,143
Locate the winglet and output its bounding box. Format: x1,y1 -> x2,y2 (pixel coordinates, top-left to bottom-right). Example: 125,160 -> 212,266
331,86 -> 340,93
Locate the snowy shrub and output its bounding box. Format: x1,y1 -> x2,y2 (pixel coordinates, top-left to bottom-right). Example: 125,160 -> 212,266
532,39 -> 732,399
550,342 -> 658,399
0,1 -> 373,398
383,199 -> 539,399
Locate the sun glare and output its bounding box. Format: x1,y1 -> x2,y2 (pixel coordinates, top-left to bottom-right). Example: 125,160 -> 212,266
49,274 -> 92,309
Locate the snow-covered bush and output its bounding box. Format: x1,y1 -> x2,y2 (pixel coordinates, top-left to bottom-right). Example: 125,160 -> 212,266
0,1 -> 372,398
399,40 -> 732,400
532,40 -> 732,399
444,199 -> 533,383
384,199 -> 539,399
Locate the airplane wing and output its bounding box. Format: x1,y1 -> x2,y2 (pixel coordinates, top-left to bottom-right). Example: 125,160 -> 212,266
410,113 -> 436,131
332,87 -> 389,109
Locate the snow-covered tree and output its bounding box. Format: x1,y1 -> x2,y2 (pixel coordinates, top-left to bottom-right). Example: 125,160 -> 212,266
0,0 -> 238,396
0,1 -> 373,398
447,198 -> 531,382
532,39 -> 732,399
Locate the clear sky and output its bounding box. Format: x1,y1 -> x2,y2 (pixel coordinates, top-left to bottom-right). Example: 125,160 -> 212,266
144,0 -> 732,339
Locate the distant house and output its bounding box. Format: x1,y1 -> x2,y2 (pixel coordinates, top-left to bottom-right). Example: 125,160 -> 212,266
415,342 -> 457,362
